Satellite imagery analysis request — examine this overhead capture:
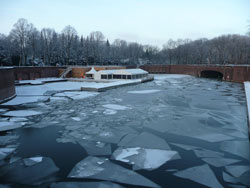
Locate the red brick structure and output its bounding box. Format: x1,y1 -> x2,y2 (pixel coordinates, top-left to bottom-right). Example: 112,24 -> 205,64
14,67 -> 63,80
0,68 -> 16,102
140,65 -> 250,83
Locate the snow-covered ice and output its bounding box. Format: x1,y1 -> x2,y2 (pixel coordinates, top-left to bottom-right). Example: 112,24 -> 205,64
112,147 -> 178,170
3,110 -> 42,117
174,164 -> 223,188
128,90 -> 161,94
68,156 -> 160,187
103,104 -> 131,110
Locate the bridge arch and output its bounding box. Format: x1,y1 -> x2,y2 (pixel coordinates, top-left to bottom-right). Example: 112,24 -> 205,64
200,70 -> 223,79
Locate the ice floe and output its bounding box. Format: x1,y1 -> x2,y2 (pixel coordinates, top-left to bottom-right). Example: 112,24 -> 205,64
118,132 -> 171,150
0,121 -> 23,132
170,143 -> 199,150
51,181 -> 125,188
103,109 -> 117,115
68,156 -> 160,187
103,104 -> 131,110
194,132 -> 234,142
55,91 -> 99,100
0,135 -> 19,145
2,96 -> 49,105
78,140 -> 112,156
220,141 -> 250,161
174,164 -> 223,188
192,148 -> 224,158
0,109 -> 7,113
0,147 -> 16,161
201,157 -> 240,167
71,117 -> 81,121
128,90 -> 161,94
112,147 -> 178,170
0,156 -> 59,185
23,157 -> 43,166
225,165 -> 250,177
3,110 -> 42,117
223,172 -> 238,184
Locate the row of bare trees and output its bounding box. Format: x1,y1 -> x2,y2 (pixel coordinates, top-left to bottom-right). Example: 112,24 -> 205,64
0,18 -> 250,66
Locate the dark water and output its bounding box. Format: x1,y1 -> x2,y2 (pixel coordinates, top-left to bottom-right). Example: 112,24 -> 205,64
0,75 -> 249,188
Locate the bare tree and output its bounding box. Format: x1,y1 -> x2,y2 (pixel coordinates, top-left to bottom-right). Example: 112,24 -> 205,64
61,25 -> 77,65
9,18 -> 32,66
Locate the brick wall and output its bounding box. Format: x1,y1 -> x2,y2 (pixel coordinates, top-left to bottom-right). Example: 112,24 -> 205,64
0,68 -> 16,102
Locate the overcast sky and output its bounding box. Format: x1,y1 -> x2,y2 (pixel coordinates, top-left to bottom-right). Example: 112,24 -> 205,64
0,0 -> 249,46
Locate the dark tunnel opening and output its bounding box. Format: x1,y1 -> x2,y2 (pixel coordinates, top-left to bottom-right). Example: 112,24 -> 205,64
200,70 -> 223,79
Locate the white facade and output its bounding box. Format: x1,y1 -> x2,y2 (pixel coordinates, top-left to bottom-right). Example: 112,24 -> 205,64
90,68 -> 148,80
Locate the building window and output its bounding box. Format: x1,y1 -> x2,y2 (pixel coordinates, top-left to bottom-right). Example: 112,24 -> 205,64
108,74 -> 112,79
122,75 -> 126,79
101,75 -> 107,79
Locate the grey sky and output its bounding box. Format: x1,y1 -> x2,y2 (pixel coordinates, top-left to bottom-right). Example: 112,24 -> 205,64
0,0 -> 249,46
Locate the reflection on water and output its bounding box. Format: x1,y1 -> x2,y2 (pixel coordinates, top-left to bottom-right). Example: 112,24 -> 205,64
0,75 -> 249,188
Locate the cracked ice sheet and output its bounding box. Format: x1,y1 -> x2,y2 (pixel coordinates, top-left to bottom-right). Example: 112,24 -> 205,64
174,164 -> 223,188
103,104 -> 131,110
201,157 -> 241,167
3,110 -> 42,117
220,141 -> 250,161
118,132 -> 171,150
2,96 -> 49,105
68,156 -> 160,188
51,182 -> 125,188
128,90 -> 161,94
112,147 -> 178,170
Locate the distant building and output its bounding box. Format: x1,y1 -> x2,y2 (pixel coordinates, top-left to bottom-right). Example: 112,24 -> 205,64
85,67 -> 148,80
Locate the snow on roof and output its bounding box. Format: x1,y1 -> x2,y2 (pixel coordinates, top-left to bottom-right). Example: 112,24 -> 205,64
97,69 -> 116,74
86,67 -> 97,74
97,68 -> 148,75
115,69 -> 148,75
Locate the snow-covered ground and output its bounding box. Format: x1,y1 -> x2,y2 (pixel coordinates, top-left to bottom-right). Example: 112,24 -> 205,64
18,77 -> 66,85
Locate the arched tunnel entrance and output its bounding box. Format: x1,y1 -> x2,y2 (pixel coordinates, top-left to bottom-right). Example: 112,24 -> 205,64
200,70 -> 223,79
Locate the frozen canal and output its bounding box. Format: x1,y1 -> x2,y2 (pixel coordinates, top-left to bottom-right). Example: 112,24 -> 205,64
0,74 -> 250,188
